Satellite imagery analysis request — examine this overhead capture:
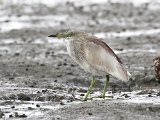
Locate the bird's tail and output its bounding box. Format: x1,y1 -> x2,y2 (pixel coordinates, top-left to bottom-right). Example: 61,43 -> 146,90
110,64 -> 131,81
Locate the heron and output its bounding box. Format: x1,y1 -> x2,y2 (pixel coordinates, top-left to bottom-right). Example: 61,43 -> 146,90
48,30 -> 131,101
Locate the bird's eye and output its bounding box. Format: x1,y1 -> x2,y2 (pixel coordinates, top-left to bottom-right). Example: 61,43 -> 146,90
65,31 -> 74,37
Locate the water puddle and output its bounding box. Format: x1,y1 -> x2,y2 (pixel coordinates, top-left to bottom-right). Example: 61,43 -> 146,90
0,15 -> 68,23
0,46 -> 11,55
0,15 -> 68,32
0,38 -> 22,44
0,86 -> 159,119
47,38 -> 65,45
1,0 -> 159,8
122,90 -> 160,104
114,49 -> 157,54
0,100 -> 60,119
0,21 -> 32,32
75,89 -> 160,104
95,29 -> 160,38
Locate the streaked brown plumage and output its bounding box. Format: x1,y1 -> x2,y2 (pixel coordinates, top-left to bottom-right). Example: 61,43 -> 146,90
153,57 -> 160,81
48,30 -> 131,100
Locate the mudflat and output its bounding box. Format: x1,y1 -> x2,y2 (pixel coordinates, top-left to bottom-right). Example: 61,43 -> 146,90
0,0 -> 160,119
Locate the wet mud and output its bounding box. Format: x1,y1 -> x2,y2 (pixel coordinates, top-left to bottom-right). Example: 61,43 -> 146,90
0,0 -> 160,119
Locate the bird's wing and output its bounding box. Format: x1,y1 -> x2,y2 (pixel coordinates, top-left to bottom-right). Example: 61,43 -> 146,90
84,37 -> 131,81
89,37 -> 123,64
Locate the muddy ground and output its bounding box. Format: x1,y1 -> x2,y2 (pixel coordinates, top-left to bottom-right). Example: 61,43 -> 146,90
0,0 -> 160,120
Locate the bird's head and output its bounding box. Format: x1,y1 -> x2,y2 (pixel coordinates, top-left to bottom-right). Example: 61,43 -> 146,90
48,30 -> 76,39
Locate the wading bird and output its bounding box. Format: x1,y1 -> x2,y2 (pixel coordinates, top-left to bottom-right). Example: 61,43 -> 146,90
48,30 -> 131,101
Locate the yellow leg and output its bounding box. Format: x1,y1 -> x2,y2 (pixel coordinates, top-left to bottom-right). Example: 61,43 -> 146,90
84,76 -> 96,101
101,75 -> 109,98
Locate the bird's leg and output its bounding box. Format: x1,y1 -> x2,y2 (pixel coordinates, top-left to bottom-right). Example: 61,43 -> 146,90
84,76 -> 96,101
101,75 -> 110,98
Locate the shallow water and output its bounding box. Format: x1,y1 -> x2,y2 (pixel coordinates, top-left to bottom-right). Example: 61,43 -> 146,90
95,29 -> 160,38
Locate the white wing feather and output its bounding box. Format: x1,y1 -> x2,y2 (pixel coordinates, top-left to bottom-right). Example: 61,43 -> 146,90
84,42 -> 131,81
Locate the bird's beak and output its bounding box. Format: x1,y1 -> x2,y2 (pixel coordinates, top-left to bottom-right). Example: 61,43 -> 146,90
48,34 -> 58,37
48,33 -> 64,39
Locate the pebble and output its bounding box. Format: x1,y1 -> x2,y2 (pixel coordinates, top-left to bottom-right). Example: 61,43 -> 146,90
37,91 -> 41,93
42,89 -> 48,92
88,113 -> 93,115
14,53 -> 20,56
36,104 -> 40,107
148,94 -> 152,97
60,102 -> 65,105
54,79 -> 57,82
36,96 -> 45,101
9,114 -> 13,118
124,94 -> 130,98
80,94 -> 84,96
19,114 -> 27,118
9,77 -> 15,80
157,92 -> 160,96
63,63 -> 67,66
11,106 -> 15,109
28,107 -> 34,110
70,64 -> 76,67
17,93 -> 31,101
15,112 -> 19,117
